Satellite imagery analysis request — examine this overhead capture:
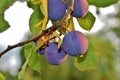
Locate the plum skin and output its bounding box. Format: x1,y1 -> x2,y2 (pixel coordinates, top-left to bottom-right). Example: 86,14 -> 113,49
61,30 -> 88,56
44,42 -> 68,65
66,0 -> 89,18
48,0 -> 66,21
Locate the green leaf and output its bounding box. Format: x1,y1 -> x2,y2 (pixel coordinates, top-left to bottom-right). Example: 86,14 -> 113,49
77,12 -> 95,31
29,10 -> 45,35
0,73 -> 5,80
0,14 -> 10,33
0,0 -> 15,32
29,1 -> 48,35
24,42 -> 42,75
87,0 -> 118,7
18,42 -> 43,79
0,0 -> 15,13
74,44 -> 99,71
29,0 -> 42,4
27,2 -> 41,11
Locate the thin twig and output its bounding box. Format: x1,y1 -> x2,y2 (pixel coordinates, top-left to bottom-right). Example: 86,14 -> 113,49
0,0 -> 74,58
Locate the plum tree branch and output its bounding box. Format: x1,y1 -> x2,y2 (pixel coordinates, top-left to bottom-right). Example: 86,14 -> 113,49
0,0 -> 74,58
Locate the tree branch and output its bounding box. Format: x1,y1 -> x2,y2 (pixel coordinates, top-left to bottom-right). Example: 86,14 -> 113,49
0,0 -> 74,58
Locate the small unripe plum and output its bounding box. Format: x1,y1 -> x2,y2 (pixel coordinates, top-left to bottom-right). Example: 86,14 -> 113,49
66,0 -> 89,18
61,30 -> 88,56
44,42 -> 68,65
48,0 -> 66,21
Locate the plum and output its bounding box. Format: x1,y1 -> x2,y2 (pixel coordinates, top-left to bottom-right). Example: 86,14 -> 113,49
48,0 -> 66,21
34,41 -> 45,55
66,0 -> 89,18
61,30 -> 88,56
44,42 -> 68,65
37,48 -> 45,55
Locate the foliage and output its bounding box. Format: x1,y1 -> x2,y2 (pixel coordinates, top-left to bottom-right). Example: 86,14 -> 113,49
0,0 -> 119,80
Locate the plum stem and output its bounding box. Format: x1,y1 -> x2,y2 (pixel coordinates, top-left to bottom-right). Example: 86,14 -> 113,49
0,0 -> 74,58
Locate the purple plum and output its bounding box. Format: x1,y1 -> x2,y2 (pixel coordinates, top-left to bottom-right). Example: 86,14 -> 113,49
61,30 -> 88,56
48,0 -> 66,21
66,0 -> 89,18
44,42 -> 68,65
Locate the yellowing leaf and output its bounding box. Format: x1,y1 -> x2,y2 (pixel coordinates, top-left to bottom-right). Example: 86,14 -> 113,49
0,73 -> 5,80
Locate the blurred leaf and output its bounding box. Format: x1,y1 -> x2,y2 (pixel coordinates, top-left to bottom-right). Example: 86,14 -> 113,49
77,12 -> 95,31
18,42 -> 43,79
29,11 -> 45,35
0,73 -> 5,80
74,44 -> 99,71
112,27 -> 120,38
87,0 -> 118,7
0,14 -> 10,33
0,0 -> 15,12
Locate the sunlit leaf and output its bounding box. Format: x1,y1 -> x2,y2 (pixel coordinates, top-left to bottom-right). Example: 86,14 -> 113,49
87,0 -> 118,7
77,12 -> 95,31
40,0 -> 48,18
30,0 -> 42,4
0,14 -> 10,33
40,0 -> 48,29
0,73 -> 5,80
29,11 -> 45,35
74,44 -> 99,71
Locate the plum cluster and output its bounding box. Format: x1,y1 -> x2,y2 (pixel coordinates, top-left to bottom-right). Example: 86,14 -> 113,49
36,30 -> 88,65
48,0 -> 89,20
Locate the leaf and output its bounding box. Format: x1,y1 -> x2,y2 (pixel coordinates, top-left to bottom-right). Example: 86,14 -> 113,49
27,2 -> 41,11
0,14 -> 10,33
74,44 -> 99,71
29,1 -> 48,35
40,0 -> 48,29
77,12 -> 95,31
87,0 -> 118,7
40,0 -> 48,18
30,0 -> 42,4
0,0 -> 15,12
18,42 -> 43,79
24,43 -> 43,74
66,17 -> 74,31
29,11 -> 45,35
0,73 -> 5,80
0,0 -> 15,32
